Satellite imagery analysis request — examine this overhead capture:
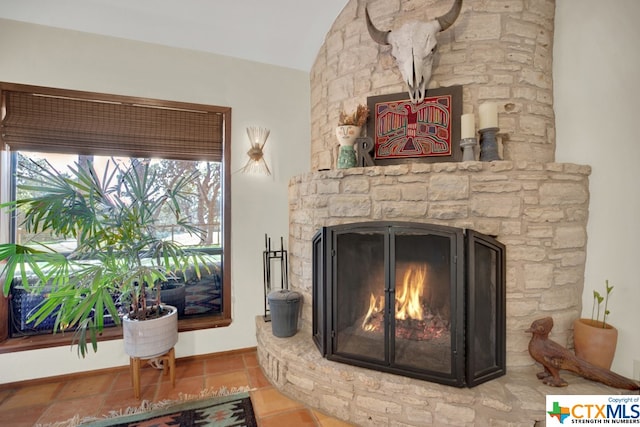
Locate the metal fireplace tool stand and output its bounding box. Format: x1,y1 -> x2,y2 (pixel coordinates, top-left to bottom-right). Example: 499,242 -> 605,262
262,234 -> 289,321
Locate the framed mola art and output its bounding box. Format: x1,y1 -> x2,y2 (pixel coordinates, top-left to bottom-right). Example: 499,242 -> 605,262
366,86 -> 462,164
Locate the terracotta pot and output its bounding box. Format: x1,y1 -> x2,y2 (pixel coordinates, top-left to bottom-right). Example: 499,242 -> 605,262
573,318 -> 618,370
123,304 -> 178,358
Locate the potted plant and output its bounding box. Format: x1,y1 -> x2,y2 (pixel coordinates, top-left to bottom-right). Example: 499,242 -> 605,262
0,158 -> 209,358
336,104 -> 369,169
573,280 -> 618,369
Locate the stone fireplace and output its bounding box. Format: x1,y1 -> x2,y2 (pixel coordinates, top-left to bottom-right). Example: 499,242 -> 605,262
284,160 -> 591,362
256,162 -> 605,425
256,0 -> 632,425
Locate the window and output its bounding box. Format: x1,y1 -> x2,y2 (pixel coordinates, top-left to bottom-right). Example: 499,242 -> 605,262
0,83 -> 232,350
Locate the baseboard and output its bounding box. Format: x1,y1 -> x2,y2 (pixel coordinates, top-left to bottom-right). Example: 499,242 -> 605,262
0,346 -> 257,390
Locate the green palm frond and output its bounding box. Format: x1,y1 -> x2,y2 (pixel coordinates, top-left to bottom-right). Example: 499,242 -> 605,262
0,158 -> 208,357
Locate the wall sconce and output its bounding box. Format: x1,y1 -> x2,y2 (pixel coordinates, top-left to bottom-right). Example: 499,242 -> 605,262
241,126 -> 271,175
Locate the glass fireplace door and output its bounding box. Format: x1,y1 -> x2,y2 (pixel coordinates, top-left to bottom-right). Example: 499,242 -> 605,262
328,223 -> 465,385
314,221 -> 502,388
332,228 -> 387,364
392,229 -> 456,375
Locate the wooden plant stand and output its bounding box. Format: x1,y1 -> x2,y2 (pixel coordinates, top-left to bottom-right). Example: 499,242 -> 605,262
129,347 -> 175,399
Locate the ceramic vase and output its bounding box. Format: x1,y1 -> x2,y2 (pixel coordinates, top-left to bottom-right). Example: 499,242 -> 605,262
123,304 -> 178,358
336,125 -> 361,169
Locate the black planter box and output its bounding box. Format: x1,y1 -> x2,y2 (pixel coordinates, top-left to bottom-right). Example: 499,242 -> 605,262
10,282 -> 116,337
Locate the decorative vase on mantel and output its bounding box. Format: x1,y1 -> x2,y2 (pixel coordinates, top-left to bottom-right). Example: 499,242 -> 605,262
336,125 -> 361,169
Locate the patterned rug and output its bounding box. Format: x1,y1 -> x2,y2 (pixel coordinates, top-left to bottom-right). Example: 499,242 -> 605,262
43,388 -> 256,427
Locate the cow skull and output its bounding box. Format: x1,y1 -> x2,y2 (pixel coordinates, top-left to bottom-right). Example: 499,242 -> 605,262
366,0 -> 463,104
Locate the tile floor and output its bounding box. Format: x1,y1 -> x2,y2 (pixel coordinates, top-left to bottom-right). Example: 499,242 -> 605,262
0,348 -> 355,427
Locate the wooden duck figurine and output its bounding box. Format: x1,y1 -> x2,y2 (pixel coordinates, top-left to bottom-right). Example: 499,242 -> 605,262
526,317 -> 639,390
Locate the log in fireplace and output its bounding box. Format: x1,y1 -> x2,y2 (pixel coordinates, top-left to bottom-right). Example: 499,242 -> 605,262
312,221 -> 506,387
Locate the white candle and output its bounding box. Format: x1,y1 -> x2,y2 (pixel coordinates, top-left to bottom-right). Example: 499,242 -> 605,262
461,113 -> 475,139
478,102 -> 498,129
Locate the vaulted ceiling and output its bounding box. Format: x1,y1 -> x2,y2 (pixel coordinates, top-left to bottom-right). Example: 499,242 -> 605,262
0,0 -> 349,71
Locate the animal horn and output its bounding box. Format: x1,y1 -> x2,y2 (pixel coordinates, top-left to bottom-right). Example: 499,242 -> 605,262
437,0 -> 463,31
365,7 -> 390,45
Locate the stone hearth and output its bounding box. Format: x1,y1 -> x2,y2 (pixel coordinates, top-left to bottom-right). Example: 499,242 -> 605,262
257,318 -> 629,426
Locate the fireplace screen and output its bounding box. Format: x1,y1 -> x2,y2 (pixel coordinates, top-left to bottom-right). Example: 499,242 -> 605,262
313,221 -> 505,388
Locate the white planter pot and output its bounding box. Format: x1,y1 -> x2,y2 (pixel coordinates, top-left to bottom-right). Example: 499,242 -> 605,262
123,304 -> 178,358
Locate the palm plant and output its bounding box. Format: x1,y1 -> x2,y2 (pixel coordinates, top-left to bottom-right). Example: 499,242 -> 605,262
0,158 -> 209,356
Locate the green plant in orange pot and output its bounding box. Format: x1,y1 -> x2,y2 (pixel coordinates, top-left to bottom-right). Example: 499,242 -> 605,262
573,280 -> 618,369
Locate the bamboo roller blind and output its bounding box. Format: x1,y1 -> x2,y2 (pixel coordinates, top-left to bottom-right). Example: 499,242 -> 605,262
0,86 -> 225,162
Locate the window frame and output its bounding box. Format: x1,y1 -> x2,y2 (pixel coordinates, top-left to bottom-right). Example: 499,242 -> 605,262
0,82 -> 232,353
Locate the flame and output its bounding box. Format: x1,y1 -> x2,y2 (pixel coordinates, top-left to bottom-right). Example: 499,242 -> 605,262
396,266 -> 426,321
362,265 -> 427,331
362,293 -> 384,331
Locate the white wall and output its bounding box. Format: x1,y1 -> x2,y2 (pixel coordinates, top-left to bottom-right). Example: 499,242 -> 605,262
554,1 -> 640,378
0,19 -> 310,383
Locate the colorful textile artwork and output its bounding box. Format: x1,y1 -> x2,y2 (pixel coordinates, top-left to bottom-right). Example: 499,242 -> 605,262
373,94 -> 453,160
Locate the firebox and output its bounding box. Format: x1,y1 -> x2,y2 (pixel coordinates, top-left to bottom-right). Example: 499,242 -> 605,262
312,221 -> 506,388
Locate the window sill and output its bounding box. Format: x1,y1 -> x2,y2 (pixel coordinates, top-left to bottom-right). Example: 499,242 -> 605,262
0,316 -> 231,354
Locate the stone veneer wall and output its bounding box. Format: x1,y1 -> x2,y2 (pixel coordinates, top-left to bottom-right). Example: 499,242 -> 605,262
288,161 -> 590,367
257,1 -> 603,424
299,0 -> 578,370
311,0 -> 556,170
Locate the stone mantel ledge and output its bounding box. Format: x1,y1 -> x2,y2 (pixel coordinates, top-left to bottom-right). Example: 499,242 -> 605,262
256,318 -> 636,427
291,161 -> 592,183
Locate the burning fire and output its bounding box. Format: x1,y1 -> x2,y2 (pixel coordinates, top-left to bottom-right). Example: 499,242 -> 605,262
396,266 -> 426,321
362,294 -> 384,331
361,265 -> 427,331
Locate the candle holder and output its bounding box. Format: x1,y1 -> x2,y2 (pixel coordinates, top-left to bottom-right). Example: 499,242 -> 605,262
460,138 -> 477,161
479,127 -> 500,161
